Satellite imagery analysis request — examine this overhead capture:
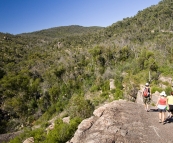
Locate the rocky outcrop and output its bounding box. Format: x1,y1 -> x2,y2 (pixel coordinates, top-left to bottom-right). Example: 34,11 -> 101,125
159,76 -> 172,84
159,75 -> 173,89
23,137 -> 34,143
67,100 -> 173,143
109,79 -> 115,90
63,116 -> 70,124
0,131 -> 23,143
45,123 -> 55,134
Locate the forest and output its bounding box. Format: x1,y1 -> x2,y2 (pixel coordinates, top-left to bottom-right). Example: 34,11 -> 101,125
0,0 -> 173,142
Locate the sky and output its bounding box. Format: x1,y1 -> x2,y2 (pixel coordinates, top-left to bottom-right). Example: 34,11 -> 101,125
0,0 -> 161,35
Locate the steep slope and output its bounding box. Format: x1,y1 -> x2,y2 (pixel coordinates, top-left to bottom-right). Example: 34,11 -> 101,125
1,0 -> 173,138
104,0 -> 173,43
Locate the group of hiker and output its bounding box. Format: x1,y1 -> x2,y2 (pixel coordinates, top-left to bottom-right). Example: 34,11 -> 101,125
143,82 -> 173,124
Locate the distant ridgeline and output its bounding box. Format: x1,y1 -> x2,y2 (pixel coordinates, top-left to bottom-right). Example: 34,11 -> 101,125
0,1 -> 173,143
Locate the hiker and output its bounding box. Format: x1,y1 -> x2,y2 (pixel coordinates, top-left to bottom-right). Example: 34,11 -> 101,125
156,91 -> 167,124
143,83 -> 151,112
167,91 -> 173,118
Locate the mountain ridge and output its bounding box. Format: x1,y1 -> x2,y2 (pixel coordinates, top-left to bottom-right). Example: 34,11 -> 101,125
1,0 -> 173,142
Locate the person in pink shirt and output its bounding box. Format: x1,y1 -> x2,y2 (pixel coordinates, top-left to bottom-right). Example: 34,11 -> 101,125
156,91 -> 167,124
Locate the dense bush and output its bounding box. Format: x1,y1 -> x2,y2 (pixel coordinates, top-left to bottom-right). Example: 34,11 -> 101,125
1,1 -> 173,142
66,94 -> 94,118
43,117 -> 82,143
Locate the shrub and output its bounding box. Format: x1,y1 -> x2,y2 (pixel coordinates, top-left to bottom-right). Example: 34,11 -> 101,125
48,86 -> 60,103
151,86 -> 162,93
54,65 -> 66,78
100,91 -> 109,98
43,117 -> 82,143
165,86 -> 172,95
92,96 -> 108,106
100,80 -> 109,92
90,84 -> 100,92
9,137 -> 21,143
113,89 -> 123,100
66,94 -> 94,118
9,128 -> 45,143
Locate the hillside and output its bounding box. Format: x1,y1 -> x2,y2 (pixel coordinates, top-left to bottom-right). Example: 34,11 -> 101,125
19,25 -> 104,39
0,0 -> 173,142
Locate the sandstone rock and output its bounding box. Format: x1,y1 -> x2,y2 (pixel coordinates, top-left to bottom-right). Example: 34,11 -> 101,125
67,100 -> 173,143
159,76 -> 172,84
109,79 -> 115,90
136,90 -> 144,104
151,91 -> 160,104
0,131 -> 23,143
93,106 -> 105,117
45,123 -> 55,134
63,116 -> 70,124
23,137 -> 34,143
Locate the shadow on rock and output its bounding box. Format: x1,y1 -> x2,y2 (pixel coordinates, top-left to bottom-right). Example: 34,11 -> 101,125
149,108 -> 159,112
165,117 -> 173,124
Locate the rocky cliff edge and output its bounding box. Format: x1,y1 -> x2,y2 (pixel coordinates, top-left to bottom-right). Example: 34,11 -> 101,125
67,100 -> 173,143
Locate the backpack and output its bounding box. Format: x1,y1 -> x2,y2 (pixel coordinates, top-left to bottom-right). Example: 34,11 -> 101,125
143,87 -> 149,97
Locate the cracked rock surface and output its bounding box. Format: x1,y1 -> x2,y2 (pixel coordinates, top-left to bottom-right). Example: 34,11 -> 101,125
68,100 -> 173,143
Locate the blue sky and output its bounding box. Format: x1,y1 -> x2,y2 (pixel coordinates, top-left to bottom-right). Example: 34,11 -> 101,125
0,0 -> 161,35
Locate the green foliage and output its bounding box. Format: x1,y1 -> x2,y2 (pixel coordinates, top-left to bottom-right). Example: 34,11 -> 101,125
152,85 -> 172,96
151,86 -> 162,93
66,94 -> 94,118
92,94 -> 108,106
113,89 -> 124,100
165,86 -> 172,95
0,68 -> 5,79
100,91 -> 109,98
28,78 -> 41,94
43,117 -> 82,143
117,46 -> 130,61
89,46 -> 102,57
114,76 -> 123,90
137,50 -> 158,72
159,66 -> 173,76
1,0 -> 173,135
90,84 -> 100,92
21,25 -> 104,39
54,65 -> 66,78
9,137 -> 21,143
100,80 -> 110,92
48,86 -> 60,103
28,128 -> 46,142
9,128 -> 45,143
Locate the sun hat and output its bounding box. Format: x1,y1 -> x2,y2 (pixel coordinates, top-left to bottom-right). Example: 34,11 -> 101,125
145,83 -> 149,86
160,91 -> 166,96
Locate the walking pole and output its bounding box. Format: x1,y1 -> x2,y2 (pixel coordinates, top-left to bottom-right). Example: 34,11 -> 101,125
149,71 -> 151,84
